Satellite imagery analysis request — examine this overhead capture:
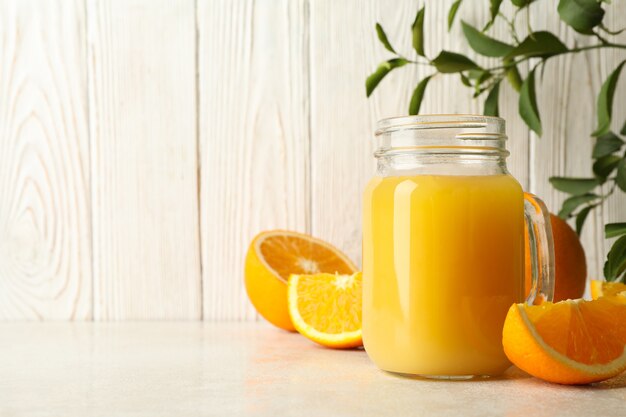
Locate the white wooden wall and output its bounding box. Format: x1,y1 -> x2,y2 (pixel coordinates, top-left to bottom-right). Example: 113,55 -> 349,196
0,0 -> 624,320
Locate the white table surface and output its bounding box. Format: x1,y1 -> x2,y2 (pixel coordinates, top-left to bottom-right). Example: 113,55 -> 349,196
1,322 -> 625,416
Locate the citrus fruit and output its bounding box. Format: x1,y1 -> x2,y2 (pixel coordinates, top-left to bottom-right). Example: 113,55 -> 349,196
590,280 -> 626,300
244,230 -> 357,331
502,298 -> 626,384
287,272 -> 362,348
525,214 -> 587,301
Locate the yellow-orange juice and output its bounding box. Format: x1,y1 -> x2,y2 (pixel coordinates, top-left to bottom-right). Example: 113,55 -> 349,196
362,174 -> 525,376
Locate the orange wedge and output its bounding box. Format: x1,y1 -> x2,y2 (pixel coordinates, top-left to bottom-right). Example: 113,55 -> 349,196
244,230 -> 357,331
502,298 -> 626,384
288,272 -> 363,348
590,280 -> 626,301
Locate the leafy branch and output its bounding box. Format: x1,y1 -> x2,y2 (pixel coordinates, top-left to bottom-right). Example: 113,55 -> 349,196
551,124 -> 626,282
365,0 -> 626,282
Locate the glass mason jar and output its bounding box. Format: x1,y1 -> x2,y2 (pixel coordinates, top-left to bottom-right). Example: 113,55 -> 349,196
362,115 -> 554,379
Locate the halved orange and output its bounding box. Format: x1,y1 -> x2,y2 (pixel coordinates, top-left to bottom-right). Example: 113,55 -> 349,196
503,298 -> 626,384
288,272 -> 362,348
244,230 -> 357,331
590,280 -> 626,301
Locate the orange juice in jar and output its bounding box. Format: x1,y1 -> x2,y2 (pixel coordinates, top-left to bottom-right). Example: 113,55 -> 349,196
362,115 -> 555,378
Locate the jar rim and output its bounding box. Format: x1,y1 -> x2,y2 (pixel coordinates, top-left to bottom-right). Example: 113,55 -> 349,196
375,114 -> 505,136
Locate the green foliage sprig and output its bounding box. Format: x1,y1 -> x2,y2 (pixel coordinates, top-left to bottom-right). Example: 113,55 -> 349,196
366,0 -> 626,282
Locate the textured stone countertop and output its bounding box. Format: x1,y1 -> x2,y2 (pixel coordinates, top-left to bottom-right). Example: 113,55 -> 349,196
1,322 -> 625,416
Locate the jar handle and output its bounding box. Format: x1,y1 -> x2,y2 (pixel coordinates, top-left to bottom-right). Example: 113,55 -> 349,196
524,192 -> 555,304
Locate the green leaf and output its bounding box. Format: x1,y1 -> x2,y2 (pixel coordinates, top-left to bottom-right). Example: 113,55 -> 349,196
593,154 -> 622,180
617,158 -> 626,192
504,32 -> 568,60
592,132 -> 624,158
620,118 -> 626,135
412,6 -> 425,57
467,69 -> 486,79
483,82 -> 500,116
365,58 -> 409,97
484,0 -> 504,31
475,73 -> 493,97
592,61 -> 625,137
448,0 -> 463,31
461,21 -> 514,57
473,87 -> 489,98
558,0 -> 605,34
432,51 -> 479,73
460,73 -> 472,87
606,223 -> 626,239
408,76 -> 432,115
519,68 -> 542,135
558,193 -> 599,218
473,70 -> 493,86
375,23 -> 396,54
511,0 -> 533,7
549,177 -> 600,195
604,235 -> 626,281
576,206 -> 592,236
505,61 -> 523,92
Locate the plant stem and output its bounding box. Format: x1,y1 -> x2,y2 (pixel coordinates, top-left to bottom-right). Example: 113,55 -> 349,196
570,43 -> 626,52
578,180 -> 619,219
407,42 -> 626,75
475,43 -> 626,73
394,55 -> 432,66
601,181 -> 618,200
401,42 -> 626,74
406,60 -> 433,67
600,23 -> 626,36
512,7 -> 523,30
498,11 -> 520,43
593,30 -> 610,45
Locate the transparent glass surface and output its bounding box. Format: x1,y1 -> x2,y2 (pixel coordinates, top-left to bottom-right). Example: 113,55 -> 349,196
362,115 -> 554,377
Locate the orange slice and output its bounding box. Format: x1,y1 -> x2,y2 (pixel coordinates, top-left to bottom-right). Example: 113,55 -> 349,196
590,280 -> 626,301
502,298 -> 626,384
288,272 -> 362,349
244,230 -> 357,331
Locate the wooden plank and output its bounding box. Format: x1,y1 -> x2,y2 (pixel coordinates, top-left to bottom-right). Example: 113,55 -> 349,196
198,0 -> 310,320
87,0 -> 201,319
529,2 -> 626,282
309,0 -> 417,267
489,2 -> 531,189
309,0 -> 530,267
0,0 -> 92,319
